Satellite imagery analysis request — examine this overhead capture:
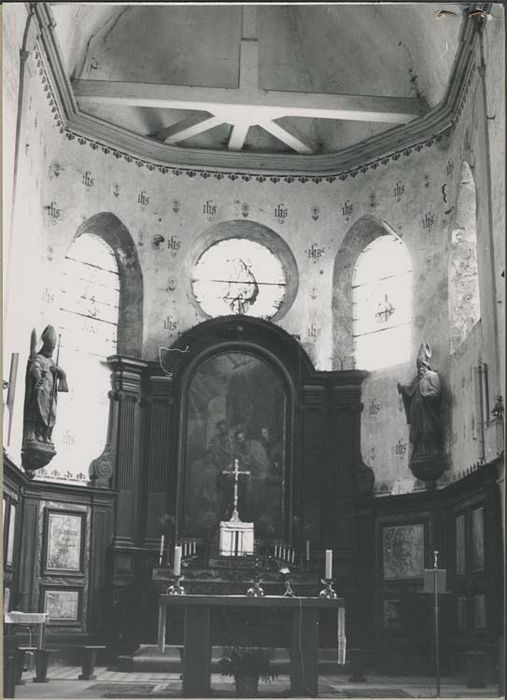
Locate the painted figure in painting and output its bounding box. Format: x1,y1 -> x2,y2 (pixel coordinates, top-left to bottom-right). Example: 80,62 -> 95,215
22,325 -> 68,475
397,342 -> 447,483
208,420 -> 233,470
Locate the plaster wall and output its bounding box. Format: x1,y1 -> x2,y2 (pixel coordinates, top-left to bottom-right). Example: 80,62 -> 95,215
2,7 -> 503,492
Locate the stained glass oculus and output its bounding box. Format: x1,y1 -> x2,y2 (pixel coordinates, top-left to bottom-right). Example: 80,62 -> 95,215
192,239 -> 287,319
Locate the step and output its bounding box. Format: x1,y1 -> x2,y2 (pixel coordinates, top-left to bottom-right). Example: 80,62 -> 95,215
124,645 -> 345,674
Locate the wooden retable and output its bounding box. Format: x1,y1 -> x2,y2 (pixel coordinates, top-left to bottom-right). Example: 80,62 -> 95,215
157,594 -> 345,697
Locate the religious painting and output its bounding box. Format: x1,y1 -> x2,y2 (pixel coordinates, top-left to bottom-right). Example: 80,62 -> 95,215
472,594 -> 486,629
182,351 -> 286,541
45,511 -> 84,572
471,507 -> 485,571
383,600 -> 402,628
383,523 -> 424,580
43,589 -> 80,621
456,514 -> 466,575
6,504 -> 16,566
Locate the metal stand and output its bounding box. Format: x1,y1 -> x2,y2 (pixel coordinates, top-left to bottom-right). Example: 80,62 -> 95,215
167,576 -> 185,596
433,551 -> 440,698
319,578 -> 337,599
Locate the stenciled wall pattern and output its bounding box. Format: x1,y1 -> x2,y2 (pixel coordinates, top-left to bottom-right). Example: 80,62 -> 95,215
3,6 -> 501,492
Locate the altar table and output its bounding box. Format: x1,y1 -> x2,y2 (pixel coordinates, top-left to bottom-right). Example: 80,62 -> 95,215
157,594 -> 345,697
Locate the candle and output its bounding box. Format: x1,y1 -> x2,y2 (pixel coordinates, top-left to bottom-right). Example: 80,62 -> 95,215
325,549 -> 333,579
306,539 -> 310,562
159,535 -> 165,564
174,545 -> 182,577
291,548 -> 295,563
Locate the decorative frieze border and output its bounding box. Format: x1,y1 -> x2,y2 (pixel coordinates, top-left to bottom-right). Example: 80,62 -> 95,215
33,2 -> 481,183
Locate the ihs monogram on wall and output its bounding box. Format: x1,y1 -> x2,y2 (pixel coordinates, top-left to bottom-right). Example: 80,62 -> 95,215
395,439 -> 408,457
241,203 -> 250,218
307,323 -> 320,340
203,200 -> 216,221
424,174 -> 430,188
369,192 -> 377,208
163,315 -> 178,332
305,244 -> 325,261
45,202 -> 61,225
82,171 -> 94,191
137,231 -> 145,247
310,206 -> 320,221
422,212 -> 435,229
167,235 -> 181,256
393,181 -> 405,202
342,200 -> 353,222
368,398 -> 381,416
274,204 -> 288,224
41,288 -> 55,305
310,287 -> 318,300
166,277 -> 177,292
172,199 -> 180,213
138,191 -> 150,210
112,183 -> 120,198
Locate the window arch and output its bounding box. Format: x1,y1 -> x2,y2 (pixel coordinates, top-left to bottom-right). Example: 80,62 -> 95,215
38,234 -> 120,483
352,234 -> 412,370
449,162 -> 480,354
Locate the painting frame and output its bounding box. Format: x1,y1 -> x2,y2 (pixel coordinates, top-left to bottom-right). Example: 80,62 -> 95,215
383,522 -> 425,580
42,587 -> 81,624
43,509 -> 85,575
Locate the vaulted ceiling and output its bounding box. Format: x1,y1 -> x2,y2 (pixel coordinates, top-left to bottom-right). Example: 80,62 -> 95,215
50,3 -> 465,156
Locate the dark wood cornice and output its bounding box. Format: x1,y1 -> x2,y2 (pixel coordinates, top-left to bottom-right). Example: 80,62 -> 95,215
31,2 -> 485,177
3,449 -> 118,498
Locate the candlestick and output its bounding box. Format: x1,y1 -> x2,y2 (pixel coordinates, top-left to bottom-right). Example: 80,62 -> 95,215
159,535 -> 165,565
325,549 -> 333,579
319,578 -> 337,599
167,575 -> 185,596
306,539 -> 310,562
174,545 -> 182,577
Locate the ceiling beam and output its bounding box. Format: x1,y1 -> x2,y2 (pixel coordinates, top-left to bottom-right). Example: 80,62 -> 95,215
73,80 -> 424,124
259,120 -> 317,154
150,113 -> 224,144
228,123 -> 250,150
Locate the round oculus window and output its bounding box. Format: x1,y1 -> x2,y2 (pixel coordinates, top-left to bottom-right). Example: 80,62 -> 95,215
192,238 -> 287,319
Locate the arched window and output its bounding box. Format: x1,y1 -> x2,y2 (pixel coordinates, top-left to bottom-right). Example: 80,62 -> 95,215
39,234 -> 120,483
352,234 -> 412,370
449,162 -> 480,354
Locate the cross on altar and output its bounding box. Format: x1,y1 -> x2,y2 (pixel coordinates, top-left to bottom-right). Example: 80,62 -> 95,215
219,458 -> 254,556
222,458 -> 251,520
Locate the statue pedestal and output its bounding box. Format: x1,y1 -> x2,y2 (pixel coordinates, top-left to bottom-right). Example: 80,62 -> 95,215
21,439 -> 56,478
410,452 -> 449,488
219,512 -> 254,556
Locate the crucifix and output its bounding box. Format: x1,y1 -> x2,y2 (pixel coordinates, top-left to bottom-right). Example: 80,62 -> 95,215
222,458 -> 251,521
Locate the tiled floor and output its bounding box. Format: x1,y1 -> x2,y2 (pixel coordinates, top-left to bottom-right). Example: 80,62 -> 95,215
12,666 -> 499,699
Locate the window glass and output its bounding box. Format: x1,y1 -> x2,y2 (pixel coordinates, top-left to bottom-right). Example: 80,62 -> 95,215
192,239 -> 286,319
352,235 -> 412,370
